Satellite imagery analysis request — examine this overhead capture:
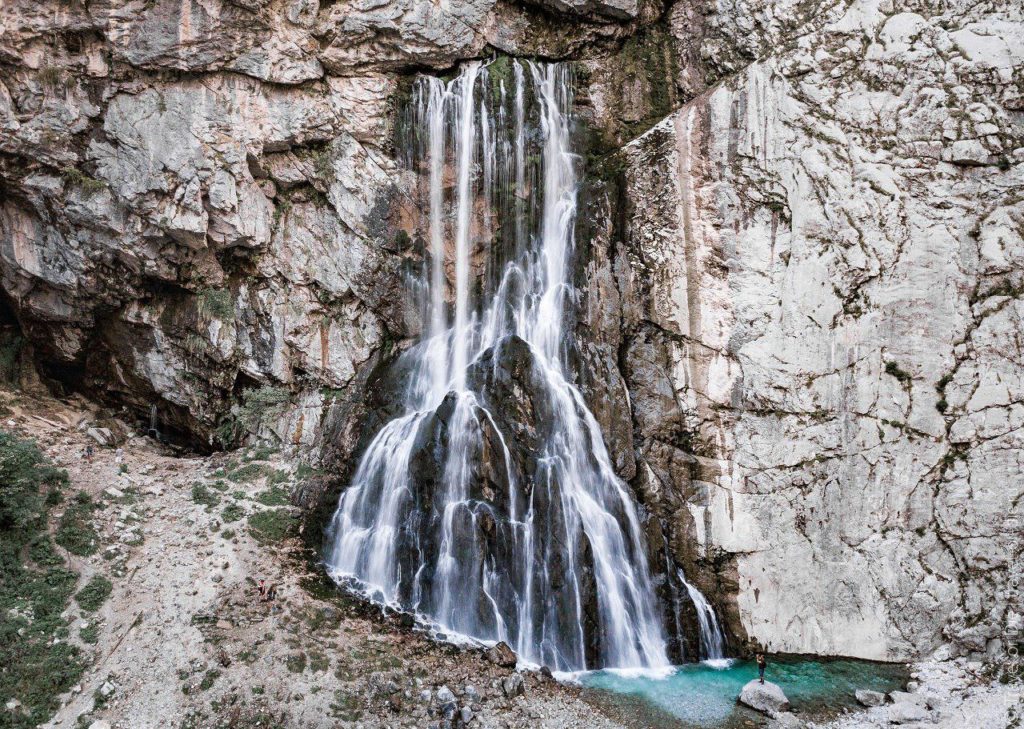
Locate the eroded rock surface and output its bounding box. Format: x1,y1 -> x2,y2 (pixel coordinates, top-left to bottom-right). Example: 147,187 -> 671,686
616,0 -> 1024,660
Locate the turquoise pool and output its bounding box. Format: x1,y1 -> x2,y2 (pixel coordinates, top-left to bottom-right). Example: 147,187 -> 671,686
580,657 -> 908,728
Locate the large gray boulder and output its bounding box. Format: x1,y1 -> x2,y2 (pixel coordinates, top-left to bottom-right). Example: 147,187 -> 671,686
738,680 -> 791,717
888,700 -> 929,724
855,689 -> 886,707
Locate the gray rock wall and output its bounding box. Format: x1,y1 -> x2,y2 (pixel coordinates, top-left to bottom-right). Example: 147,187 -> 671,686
615,0 -> 1023,660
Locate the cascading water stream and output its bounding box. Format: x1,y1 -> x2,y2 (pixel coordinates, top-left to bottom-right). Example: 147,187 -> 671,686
326,60 -> 670,673
678,570 -> 727,661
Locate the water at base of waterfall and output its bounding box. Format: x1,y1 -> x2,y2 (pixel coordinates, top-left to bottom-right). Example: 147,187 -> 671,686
324,59 -> 669,673
580,658 -> 908,728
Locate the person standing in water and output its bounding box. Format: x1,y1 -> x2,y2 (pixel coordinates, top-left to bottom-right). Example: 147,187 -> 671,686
756,653 -> 767,684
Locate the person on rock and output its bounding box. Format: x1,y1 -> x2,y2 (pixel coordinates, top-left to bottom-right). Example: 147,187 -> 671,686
756,653 -> 767,684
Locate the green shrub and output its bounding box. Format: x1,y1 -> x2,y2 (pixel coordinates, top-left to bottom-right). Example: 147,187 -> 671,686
79,624 -> 99,644
255,484 -> 290,507
197,288 -> 234,320
198,669 -> 220,691
248,509 -> 294,545
266,468 -> 289,486
227,463 -> 267,484
244,446 -> 277,462
220,503 -> 244,523
60,166 -> 106,196
75,575 -> 112,612
0,432 -> 85,725
285,652 -> 307,673
191,483 -> 220,509
884,361 -> 912,384
55,500 -> 98,556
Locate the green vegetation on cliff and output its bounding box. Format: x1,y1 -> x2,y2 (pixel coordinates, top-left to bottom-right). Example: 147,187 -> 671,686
0,431 -> 85,728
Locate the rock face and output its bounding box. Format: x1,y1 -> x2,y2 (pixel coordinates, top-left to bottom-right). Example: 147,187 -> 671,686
0,0 -> 1020,669
611,0 -> 1024,661
738,679 -> 790,716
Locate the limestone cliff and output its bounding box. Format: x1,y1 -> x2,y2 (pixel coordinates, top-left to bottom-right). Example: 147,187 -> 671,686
0,0 -> 1020,665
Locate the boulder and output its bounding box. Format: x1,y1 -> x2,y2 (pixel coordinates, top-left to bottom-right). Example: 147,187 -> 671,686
738,680 -> 791,717
501,672 -> 525,698
888,701 -> 929,724
484,641 -> 517,668
855,689 -> 886,706
87,427 -> 114,446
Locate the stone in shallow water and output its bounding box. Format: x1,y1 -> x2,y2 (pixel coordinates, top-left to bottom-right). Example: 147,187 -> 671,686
738,679 -> 790,716
855,688 -> 886,706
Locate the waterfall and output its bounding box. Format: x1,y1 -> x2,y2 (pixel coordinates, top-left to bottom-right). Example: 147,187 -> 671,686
325,60 -> 669,673
678,569 -> 726,661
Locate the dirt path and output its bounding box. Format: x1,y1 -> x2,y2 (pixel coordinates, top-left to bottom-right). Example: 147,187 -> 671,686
1,388 -> 621,729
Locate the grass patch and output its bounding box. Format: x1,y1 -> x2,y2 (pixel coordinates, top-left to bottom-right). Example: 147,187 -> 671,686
285,652 -> 307,673
255,484 -> 290,507
75,574 -> 112,612
0,432 -> 86,727
220,503 -> 244,523
191,483 -> 220,508
196,288 -> 234,320
55,493 -> 98,557
266,468 -> 289,487
248,509 -> 294,545
79,623 -> 99,644
309,651 -> 330,673
244,445 -> 277,462
198,669 -> 220,691
220,528 -> 236,540
60,166 -> 106,196
227,462 -> 267,484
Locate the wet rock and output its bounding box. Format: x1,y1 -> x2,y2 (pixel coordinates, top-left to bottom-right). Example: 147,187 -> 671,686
484,641 -> 517,668
855,689 -> 886,706
738,680 -> 790,717
501,673 -> 525,698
